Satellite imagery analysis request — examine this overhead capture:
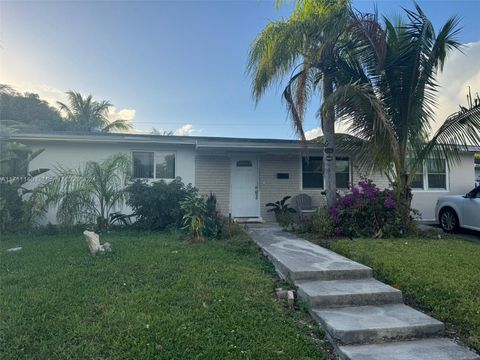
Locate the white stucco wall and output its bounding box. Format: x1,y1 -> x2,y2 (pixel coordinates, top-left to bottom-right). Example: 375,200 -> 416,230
411,153 -> 475,221
24,140 -> 196,224
20,138 -> 476,224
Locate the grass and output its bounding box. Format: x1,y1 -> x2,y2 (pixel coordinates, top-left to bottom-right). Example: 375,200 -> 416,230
0,231 -> 327,360
329,236 -> 480,353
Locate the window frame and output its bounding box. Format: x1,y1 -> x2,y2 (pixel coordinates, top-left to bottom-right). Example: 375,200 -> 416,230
300,155 -> 351,190
411,158 -> 449,192
132,150 -> 176,180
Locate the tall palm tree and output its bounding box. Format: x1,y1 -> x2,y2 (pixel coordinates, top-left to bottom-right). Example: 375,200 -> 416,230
248,0 -> 358,207
325,4 -> 480,206
57,91 -> 131,132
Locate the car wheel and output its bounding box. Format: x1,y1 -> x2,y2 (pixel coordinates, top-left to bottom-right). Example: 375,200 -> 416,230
439,208 -> 459,233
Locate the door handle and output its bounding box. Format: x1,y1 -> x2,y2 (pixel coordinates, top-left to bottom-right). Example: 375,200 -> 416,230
255,186 -> 259,200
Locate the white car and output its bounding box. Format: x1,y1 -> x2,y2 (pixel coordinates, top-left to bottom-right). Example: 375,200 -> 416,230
435,186 -> 480,232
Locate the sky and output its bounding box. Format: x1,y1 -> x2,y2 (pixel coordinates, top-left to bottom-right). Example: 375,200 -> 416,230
1,0 -> 479,139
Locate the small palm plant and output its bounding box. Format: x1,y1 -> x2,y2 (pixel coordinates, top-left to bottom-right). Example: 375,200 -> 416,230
180,194 -> 206,242
30,153 -> 131,230
266,196 -> 296,228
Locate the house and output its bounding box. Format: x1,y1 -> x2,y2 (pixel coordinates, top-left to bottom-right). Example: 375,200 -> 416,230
13,131 -> 479,223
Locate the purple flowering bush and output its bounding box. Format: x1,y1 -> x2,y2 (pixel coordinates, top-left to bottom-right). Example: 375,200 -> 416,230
329,180 -> 411,238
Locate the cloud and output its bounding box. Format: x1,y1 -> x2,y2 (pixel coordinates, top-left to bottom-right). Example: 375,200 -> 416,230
305,122 -> 351,140
175,123 -> 200,136
107,107 -> 136,122
432,41 -> 480,133
5,81 -> 137,123
6,82 -> 68,106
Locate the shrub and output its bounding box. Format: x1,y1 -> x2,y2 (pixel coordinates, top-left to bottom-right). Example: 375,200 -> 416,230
0,182 -> 25,232
330,180 -> 413,238
203,193 -> 224,240
180,193 -> 206,242
311,208 -> 335,238
126,178 -> 197,231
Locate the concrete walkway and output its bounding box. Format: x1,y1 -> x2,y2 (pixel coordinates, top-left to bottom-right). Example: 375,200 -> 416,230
248,224 -> 479,360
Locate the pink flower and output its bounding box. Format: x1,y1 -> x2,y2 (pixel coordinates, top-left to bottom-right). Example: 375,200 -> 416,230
384,198 -> 395,208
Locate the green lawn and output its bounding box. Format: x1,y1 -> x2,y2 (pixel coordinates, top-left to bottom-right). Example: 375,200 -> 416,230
0,232 -> 326,359
330,237 -> 480,353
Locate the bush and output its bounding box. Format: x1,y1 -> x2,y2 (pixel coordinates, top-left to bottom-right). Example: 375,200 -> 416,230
203,193 -> 224,240
126,179 -> 197,231
311,209 -> 335,238
0,182 -> 26,232
180,193 -> 206,242
330,180 -> 413,238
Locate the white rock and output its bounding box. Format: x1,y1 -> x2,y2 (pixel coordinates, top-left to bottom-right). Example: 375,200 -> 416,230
7,246 -> 22,252
83,230 -> 112,255
287,290 -> 295,309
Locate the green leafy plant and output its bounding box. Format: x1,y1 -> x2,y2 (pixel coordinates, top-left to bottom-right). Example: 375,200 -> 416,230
248,0 -> 370,207
266,196 -> 296,228
323,4 -> 479,213
180,194 -> 206,242
0,126 -> 49,232
30,153 -> 131,230
203,193 -> 224,240
328,180 -> 416,238
311,208 -> 335,238
126,178 -> 197,231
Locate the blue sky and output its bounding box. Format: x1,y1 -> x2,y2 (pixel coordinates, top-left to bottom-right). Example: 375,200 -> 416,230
1,0 -> 479,139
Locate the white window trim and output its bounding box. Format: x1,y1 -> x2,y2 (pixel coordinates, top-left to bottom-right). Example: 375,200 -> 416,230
411,159 -> 449,193
299,155 -> 352,191
132,150 -> 176,181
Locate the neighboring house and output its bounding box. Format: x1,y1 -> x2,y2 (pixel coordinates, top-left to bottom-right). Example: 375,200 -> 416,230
13,131 -> 478,223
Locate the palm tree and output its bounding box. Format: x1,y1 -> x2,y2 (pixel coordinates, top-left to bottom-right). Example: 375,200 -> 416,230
248,0 -> 357,207
325,4 -> 480,206
57,91 -> 131,132
30,154 -> 132,229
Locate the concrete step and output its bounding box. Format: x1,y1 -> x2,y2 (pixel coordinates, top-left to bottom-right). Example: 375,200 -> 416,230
297,278 -> 403,308
253,232 -> 372,281
338,338 -> 480,360
312,304 -> 444,345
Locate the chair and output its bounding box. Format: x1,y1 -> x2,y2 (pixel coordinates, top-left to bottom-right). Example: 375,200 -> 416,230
291,194 -> 317,222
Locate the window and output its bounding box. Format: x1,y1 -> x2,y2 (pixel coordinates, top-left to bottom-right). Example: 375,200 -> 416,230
302,156 -> 350,189
132,151 -> 175,179
336,157 -> 350,189
156,153 -> 175,179
427,158 -> 446,189
302,157 -> 323,188
133,151 -> 154,179
408,158 -> 447,191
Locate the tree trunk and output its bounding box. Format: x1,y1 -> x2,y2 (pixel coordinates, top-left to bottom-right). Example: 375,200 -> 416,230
322,75 -> 336,208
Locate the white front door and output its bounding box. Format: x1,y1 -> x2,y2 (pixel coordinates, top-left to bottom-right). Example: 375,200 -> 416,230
231,158 -> 260,218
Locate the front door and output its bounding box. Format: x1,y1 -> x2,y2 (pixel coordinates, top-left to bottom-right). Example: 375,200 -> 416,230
231,158 -> 260,218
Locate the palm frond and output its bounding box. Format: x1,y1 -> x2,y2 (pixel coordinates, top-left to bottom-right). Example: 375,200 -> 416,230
421,104 -> 480,168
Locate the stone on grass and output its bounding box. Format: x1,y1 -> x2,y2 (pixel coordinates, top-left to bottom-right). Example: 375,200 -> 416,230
83,230 -> 112,255
7,246 -> 22,252
287,290 -> 295,309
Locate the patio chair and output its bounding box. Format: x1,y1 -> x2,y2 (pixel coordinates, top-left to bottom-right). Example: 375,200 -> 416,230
291,194 -> 317,222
